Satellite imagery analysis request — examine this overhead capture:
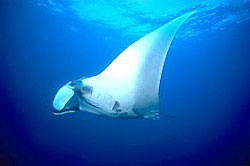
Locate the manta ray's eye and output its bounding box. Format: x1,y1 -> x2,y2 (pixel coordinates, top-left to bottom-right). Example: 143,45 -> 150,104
68,80 -> 93,94
80,85 -> 93,94
68,80 -> 82,87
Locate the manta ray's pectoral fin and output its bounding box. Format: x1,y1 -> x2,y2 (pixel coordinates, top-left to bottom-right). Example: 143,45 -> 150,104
84,11 -> 196,118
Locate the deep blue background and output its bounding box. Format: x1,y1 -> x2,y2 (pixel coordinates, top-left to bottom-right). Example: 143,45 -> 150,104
0,0 -> 249,166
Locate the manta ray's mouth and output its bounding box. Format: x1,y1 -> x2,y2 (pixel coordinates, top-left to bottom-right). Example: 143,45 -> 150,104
53,108 -> 77,115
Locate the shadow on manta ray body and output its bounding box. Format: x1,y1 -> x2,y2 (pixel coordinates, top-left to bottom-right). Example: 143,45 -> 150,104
53,11 -> 196,120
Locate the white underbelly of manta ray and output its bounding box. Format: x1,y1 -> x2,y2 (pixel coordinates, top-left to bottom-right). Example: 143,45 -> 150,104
53,12 -> 195,119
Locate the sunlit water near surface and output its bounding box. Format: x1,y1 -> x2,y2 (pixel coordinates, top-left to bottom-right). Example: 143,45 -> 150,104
0,0 -> 249,165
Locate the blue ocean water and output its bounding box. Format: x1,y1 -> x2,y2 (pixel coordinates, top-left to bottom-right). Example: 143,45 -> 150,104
0,0 -> 249,165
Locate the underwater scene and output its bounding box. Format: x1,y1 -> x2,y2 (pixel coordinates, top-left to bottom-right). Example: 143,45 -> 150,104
0,0 -> 249,165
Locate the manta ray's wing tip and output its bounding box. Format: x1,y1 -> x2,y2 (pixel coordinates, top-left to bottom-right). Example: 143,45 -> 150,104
180,10 -> 197,20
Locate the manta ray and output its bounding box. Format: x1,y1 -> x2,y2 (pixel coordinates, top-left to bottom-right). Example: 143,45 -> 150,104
53,12 -> 195,119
